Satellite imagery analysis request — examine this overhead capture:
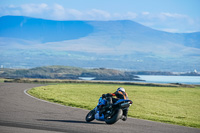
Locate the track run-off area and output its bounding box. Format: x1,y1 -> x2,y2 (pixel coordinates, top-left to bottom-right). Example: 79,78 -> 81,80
0,83 -> 199,133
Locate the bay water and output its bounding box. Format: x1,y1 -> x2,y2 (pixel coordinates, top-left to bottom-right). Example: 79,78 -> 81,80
79,75 -> 200,85
136,75 -> 200,85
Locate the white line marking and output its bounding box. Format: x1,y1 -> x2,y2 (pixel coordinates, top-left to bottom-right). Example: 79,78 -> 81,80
24,89 -> 81,109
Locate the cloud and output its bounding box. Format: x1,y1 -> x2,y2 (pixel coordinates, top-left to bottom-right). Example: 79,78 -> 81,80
51,4 -> 65,19
134,12 -> 200,33
0,3 -> 49,18
0,3 -> 132,20
20,3 -> 48,15
160,28 -> 179,33
142,12 -> 150,15
67,9 -> 83,19
126,12 -> 137,19
86,9 -> 111,20
160,12 -> 187,18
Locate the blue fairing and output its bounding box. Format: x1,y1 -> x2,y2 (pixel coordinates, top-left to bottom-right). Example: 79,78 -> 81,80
95,111 -> 105,121
114,99 -> 131,105
97,97 -> 106,106
95,97 -> 106,121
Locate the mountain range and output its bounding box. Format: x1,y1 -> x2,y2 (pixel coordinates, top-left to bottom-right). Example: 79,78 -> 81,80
0,15 -> 200,72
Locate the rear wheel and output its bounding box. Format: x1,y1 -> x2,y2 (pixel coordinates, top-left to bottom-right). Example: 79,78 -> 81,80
105,109 -> 123,124
85,109 -> 95,122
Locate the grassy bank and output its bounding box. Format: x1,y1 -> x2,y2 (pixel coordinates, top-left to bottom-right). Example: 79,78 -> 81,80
5,78 -> 196,88
28,83 -> 200,128
0,78 -> 13,83
0,78 -> 5,83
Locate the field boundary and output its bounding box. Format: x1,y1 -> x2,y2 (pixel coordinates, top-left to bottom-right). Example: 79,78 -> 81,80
4,78 -> 196,87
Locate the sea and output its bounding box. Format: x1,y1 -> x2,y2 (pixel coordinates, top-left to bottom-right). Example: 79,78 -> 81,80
136,75 -> 200,85
79,75 -> 200,85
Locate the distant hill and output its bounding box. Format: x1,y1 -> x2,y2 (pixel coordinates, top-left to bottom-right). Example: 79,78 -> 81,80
0,16 -> 93,43
0,66 -> 141,81
0,16 -> 199,71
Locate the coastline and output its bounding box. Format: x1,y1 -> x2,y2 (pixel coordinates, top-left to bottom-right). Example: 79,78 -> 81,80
3,78 -> 197,88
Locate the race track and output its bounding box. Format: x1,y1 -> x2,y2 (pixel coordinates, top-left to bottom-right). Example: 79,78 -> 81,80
0,83 -> 199,133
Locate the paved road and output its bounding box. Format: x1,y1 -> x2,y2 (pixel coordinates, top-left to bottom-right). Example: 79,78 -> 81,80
0,83 -> 199,133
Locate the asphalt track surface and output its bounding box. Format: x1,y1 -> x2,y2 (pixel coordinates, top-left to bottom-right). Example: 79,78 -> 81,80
0,83 -> 199,133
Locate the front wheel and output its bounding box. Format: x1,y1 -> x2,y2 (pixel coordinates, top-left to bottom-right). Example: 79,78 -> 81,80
85,109 -> 95,122
105,109 -> 123,124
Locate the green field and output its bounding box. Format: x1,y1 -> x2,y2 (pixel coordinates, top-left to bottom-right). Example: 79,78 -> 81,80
28,83 -> 200,128
0,78 -> 7,83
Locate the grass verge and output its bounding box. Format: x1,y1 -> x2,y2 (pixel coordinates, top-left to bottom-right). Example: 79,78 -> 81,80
0,78 -> 11,83
28,83 -> 200,128
0,78 -> 4,83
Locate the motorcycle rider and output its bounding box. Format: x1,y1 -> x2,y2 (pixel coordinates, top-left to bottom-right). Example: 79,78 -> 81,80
102,87 -> 129,121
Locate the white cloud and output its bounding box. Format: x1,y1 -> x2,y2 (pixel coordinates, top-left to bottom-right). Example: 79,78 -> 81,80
142,12 -> 150,15
68,9 -> 83,17
160,12 -> 187,18
160,28 -> 179,33
52,4 -> 66,19
126,12 -> 137,19
86,9 -> 111,20
20,3 -> 48,15
134,12 -> 200,33
0,3 -> 50,18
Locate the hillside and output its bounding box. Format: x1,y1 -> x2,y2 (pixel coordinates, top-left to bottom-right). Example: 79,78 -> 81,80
0,66 -> 141,81
0,16 -> 199,71
0,16 -> 93,43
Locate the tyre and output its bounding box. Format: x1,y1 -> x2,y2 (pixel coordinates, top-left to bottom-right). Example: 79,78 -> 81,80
105,109 -> 123,124
85,109 -> 95,122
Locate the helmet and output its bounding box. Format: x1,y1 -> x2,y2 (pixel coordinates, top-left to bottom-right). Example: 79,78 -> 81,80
117,87 -> 125,92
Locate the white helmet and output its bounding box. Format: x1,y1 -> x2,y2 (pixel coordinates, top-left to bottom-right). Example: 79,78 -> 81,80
117,87 -> 125,92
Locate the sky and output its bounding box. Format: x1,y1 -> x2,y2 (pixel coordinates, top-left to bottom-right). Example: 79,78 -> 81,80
0,0 -> 200,33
